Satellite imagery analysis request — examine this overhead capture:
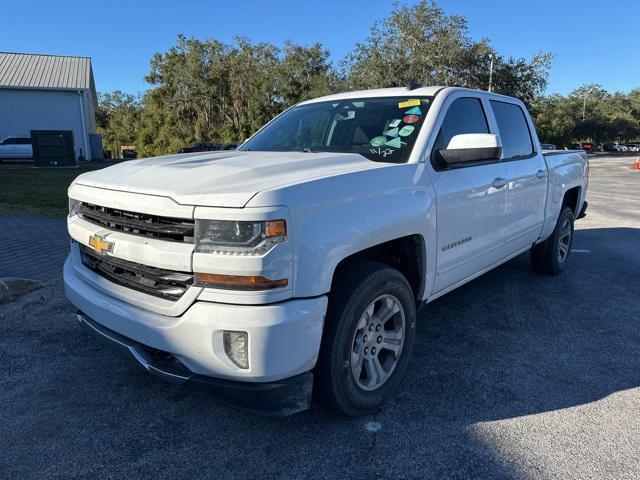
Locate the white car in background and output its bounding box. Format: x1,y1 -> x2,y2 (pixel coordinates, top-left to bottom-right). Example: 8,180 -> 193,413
0,136 -> 33,160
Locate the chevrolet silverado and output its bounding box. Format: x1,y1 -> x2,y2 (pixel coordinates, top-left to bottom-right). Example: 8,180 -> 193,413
64,86 -> 589,416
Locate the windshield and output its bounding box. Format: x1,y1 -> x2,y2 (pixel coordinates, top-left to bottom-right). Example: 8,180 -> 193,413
239,97 -> 431,163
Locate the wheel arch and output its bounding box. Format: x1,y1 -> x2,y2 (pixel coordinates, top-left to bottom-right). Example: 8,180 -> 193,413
562,186 -> 582,217
329,234 -> 427,305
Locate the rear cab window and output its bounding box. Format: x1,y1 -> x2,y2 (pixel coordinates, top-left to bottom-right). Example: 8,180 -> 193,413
490,101 -> 535,159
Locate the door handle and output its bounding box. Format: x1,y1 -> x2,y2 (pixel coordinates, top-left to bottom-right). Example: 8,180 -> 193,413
536,169 -> 547,179
492,177 -> 508,189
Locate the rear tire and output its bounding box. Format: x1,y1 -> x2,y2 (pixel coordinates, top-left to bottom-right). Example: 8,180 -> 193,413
531,206 -> 575,275
316,261 -> 416,416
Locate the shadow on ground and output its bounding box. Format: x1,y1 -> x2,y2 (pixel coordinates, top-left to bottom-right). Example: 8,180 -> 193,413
1,227 -> 639,479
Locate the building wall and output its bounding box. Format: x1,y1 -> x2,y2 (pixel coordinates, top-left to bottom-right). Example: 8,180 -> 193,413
0,88 -> 96,160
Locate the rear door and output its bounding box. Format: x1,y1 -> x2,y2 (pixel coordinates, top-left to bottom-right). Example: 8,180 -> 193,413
488,100 -> 547,253
428,94 -> 510,294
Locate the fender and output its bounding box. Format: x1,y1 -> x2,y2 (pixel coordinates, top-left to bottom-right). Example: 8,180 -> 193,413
248,162 -> 436,300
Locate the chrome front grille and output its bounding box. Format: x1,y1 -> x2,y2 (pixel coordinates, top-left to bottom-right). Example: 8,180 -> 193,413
79,202 -> 194,243
79,245 -> 193,300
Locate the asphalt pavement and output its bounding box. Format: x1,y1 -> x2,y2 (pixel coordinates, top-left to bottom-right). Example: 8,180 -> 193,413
1,154 -> 639,479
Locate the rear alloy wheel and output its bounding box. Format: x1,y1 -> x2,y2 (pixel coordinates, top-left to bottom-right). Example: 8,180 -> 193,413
316,262 -> 416,416
557,216 -> 572,264
531,206 -> 575,275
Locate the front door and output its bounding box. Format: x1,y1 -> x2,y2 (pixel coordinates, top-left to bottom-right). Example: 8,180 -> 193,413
428,96 -> 510,294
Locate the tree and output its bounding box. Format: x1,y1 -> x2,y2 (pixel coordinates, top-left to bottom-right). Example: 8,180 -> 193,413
133,35 -> 339,156
532,84 -> 640,146
342,0 -> 551,105
277,41 -> 339,106
531,94 -> 577,147
95,1 -> 639,156
96,91 -> 142,157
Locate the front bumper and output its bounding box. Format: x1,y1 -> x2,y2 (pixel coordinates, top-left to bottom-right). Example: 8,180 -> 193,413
77,312 -> 313,416
64,255 -> 328,413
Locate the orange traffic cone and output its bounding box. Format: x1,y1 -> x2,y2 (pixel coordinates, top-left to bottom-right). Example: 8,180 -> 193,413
634,158 -> 640,170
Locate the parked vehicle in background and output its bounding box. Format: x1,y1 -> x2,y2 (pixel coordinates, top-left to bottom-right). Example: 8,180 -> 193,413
178,143 -> 222,154
540,143 -> 556,150
64,86 -> 589,416
0,136 -> 32,160
624,143 -> 640,152
581,143 -> 594,152
121,149 -> 137,160
178,143 -> 239,153
603,143 -> 619,152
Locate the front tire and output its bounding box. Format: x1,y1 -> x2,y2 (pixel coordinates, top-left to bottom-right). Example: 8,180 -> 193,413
316,262 -> 416,416
531,206 -> 575,275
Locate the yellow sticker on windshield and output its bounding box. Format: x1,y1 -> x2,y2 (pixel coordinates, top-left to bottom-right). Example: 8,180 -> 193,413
398,99 -> 420,109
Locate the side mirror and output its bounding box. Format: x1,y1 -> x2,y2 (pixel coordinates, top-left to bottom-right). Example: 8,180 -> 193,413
437,133 -> 502,166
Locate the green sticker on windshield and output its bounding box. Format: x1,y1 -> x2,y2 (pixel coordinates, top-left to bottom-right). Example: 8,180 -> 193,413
384,137 -> 402,148
383,127 -> 399,137
370,136 -> 387,147
404,106 -> 422,115
398,125 -> 415,137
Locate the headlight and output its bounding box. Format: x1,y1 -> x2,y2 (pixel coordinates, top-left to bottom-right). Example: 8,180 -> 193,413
195,219 -> 287,255
69,198 -> 81,217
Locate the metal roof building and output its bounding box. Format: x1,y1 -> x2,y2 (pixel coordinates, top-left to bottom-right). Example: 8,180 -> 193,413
0,52 -> 99,160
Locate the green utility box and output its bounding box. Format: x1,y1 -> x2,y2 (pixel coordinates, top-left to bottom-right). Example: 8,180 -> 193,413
30,130 -> 76,167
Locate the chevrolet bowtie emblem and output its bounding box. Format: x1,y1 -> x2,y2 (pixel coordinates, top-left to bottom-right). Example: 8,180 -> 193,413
88,234 -> 114,255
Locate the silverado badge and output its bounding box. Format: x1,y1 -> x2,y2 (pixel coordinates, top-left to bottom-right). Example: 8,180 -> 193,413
88,234 -> 114,255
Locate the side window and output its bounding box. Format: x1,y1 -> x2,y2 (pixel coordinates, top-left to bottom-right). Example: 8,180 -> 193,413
18,138 -> 32,145
2,138 -> 18,145
432,97 -> 489,154
490,101 -> 534,159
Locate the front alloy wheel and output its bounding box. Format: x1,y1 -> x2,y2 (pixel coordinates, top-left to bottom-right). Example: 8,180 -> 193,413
316,262 -> 416,416
350,295 -> 405,391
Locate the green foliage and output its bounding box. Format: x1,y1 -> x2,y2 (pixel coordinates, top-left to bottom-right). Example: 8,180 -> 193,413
533,85 -> 640,146
133,35 -> 338,156
96,91 -> 142,157
96,35 -> 340,157
342,0 -> 551,105
96,1 -> 638,157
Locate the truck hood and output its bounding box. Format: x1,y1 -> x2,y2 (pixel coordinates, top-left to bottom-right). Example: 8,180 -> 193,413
74,151 -> 382,207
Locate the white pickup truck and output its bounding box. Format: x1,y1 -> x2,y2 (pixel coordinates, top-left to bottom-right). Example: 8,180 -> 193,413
64,86 -> 588,416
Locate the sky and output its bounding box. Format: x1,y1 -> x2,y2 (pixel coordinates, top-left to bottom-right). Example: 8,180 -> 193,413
1,0 -> 638,96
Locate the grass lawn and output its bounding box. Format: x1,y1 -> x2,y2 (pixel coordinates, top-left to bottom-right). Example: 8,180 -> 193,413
0,163 -> 109,218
